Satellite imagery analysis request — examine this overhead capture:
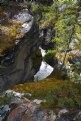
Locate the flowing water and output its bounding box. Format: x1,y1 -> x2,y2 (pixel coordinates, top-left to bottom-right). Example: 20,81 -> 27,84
34,47 -> 53,81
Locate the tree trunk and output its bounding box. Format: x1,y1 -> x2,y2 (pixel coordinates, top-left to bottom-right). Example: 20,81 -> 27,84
60,25 -> 75,70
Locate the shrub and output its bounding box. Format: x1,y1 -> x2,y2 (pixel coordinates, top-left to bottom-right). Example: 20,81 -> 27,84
68,72 -> 81,83
44,82 -> 81,110
13,80 -> 81,111
68,62 -> 81,83
32,2 -> 39,14
0,95 -> 11,106
44,50 -> 57,66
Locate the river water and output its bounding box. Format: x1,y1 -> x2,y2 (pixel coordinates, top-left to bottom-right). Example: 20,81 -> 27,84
34,47 -> 53,81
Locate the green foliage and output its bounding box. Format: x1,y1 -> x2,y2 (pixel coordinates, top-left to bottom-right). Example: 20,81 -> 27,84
69,71 -> 81,83
44,82 -> 81,109
13,80 -> 81,111
40,4 -> 57,28
75,62 -> 81,70
0,95 -> 11,106
32,2 -> 39,14
68,62 -> 81,83
44,50 -> 56,65
37,0 -> 81,71
0,5 -> 24,55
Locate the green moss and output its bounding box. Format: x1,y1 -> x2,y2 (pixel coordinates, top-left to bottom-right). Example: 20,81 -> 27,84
44,50 -> 57,66
12,72 -> 81,111
12,74 -> 64,96
0,25 -> 20,54
0,95 -> 11,106
0,5 -> 24,55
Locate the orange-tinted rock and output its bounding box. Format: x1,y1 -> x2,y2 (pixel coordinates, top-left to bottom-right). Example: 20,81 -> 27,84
7,98 -> 57,121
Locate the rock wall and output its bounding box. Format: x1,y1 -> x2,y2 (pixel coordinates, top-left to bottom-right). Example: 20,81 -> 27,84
41,27 -> 55,50
0,3 -> 41,91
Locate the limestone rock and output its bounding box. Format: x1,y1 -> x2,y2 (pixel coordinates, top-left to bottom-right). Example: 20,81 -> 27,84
58,109 -> 69,117
0,3 -> 41,92
7,99 -> 56,121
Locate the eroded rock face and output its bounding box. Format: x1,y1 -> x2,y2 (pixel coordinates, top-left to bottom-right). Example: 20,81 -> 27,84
0,90 -> 81,121
7,97 -> 81,121
7,99 -> 56,121
0,3 -> 41,91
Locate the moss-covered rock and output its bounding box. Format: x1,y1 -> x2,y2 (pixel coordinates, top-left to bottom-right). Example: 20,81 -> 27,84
0,6 -> 24,55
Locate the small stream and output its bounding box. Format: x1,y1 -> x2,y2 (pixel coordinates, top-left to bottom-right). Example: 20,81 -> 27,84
34,47 -> 53,81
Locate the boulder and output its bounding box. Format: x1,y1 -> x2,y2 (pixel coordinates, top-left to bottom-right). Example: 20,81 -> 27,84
7,99 -> 56,121
7,97 -> 81,121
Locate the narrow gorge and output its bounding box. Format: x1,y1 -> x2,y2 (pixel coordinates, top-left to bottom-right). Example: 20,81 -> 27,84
0,1 -> 81,121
